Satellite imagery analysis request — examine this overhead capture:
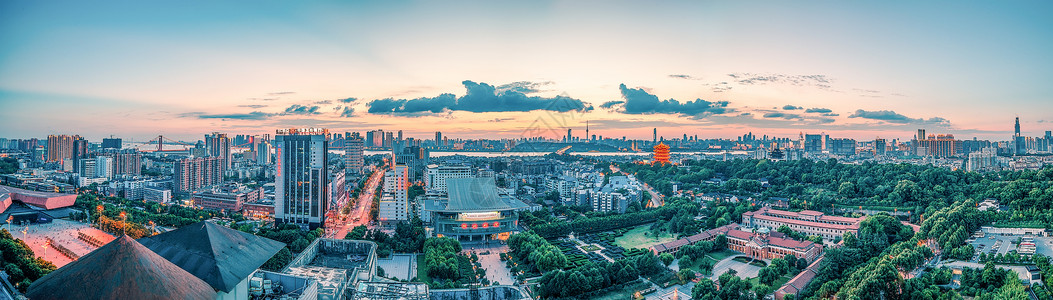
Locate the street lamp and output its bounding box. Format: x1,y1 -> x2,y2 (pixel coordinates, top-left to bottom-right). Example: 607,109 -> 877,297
119,211 -> 127,235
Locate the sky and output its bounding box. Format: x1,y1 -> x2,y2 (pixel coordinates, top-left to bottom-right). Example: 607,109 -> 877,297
1,0 -> 1052,142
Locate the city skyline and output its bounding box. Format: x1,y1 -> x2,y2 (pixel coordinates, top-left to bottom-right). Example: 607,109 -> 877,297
2,1 -> 1052,141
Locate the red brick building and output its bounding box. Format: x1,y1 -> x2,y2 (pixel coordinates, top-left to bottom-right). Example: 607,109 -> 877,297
726,228 -> 822,262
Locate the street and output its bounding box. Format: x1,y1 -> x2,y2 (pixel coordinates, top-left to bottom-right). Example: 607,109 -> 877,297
609,165 -> 665,207
326,167 -> 385,239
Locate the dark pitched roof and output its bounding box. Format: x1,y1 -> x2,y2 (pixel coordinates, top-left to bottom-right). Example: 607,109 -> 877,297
138,221 -> 286,293
26,236 -> 217,300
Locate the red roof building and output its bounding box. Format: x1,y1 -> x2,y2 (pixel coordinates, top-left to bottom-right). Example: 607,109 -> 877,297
742,206 -> 863,242
725,228 -> 822,262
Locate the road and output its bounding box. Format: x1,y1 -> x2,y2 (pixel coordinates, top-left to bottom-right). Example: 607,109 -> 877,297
325,167 -> 385,239
609,165 -> 665,207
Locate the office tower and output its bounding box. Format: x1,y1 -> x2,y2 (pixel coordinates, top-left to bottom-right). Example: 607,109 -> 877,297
256,141 -> 271,165
101,138 -> 122,149
397,130 -> 403,141
917,129 -> 926,141
205,132 -> 232,169
653,128 -> 657,143
274,128 -> 330,229
566,128 -> 572,142
379,164 -> 409,224
344,132 -> 364,174
874,138 -> 887,156
173,156 -> 223,193
384,132 -> 394,148
435,132 -> 442,147
1014,117 -> 1026,155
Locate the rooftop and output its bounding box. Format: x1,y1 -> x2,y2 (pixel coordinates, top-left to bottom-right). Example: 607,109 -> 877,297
27,236 -> 217,300
137,221 -> 286,293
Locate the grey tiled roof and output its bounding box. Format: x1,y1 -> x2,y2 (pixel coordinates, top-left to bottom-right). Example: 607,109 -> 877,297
138,221 -> 285,293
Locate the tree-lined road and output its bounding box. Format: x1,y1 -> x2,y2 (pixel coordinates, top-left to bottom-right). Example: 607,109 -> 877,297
326,168 -> 385,239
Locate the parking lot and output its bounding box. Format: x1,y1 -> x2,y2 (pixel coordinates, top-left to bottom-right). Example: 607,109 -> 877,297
967,232 -> 1053,260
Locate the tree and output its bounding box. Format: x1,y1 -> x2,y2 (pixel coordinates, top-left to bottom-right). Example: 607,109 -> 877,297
692,278 -> 717,299
659,253 -> 675,266
677,268 -> 696,284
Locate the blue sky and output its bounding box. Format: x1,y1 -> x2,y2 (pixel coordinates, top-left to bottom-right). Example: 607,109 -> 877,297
1,1 -> 1051,141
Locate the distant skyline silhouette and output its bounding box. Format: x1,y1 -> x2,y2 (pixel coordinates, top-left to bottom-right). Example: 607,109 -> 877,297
2,1 -> 1051,141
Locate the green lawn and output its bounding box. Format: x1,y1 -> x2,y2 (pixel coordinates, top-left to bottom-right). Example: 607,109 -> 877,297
415,254 -> 431,283
706,249 -> 738,261
614,225 -> 678,250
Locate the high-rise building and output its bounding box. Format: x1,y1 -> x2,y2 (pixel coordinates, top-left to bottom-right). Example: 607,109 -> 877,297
917,129 -> 926,141
435,132 -> 442,147
344,132 -> 364,174
95,156 -> 114,179
424,164 -> 473,194
256,141 -> 271,165
653,128 -> 657,143
566,128 -> 572,142
47,135 -> 75,163
77,159 -> 96,178
274,128 -> 330,229
394,145 -> 429,181
173,156 -> 223,193
98,149 -> 142,176
47,135 -> 88,170
397,130 -> 403,141
803,134 -> 823,153
205,132 -> 232,169
379,164 -> 409,224
874,138 -> 887,156
967,147 -> 999,172
918,134 -> 962,157
1014,117 -> 1026,155
101,138 -> 122,149
828,138 -> 856,156
384,132 -> 394,148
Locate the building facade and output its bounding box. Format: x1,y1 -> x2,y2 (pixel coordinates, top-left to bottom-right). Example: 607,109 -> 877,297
344,133 -> 364,174
379,165 -> 409,224
741,207 -> 863,242
205,132 -> 232,170
274,128 -> 330,230
191,183 -> 264,212
419,178 -> 529,243
726,228 -> 822,262
173,156 -> 223,193
424,164 -> 472,195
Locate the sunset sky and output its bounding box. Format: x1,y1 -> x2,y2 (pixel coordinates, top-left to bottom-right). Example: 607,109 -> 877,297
2,1 -> 1052,142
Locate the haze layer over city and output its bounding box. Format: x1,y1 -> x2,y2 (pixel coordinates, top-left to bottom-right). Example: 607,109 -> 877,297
1,1 -> 1052,300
